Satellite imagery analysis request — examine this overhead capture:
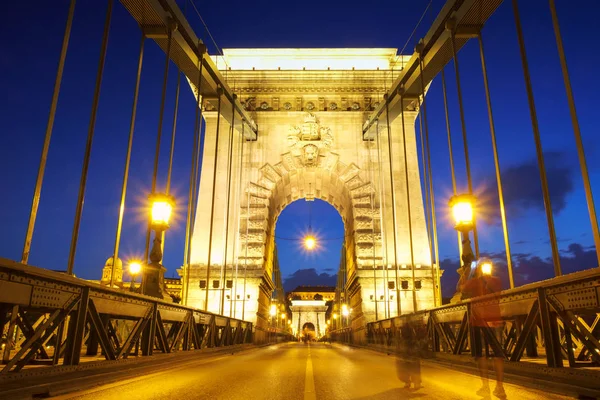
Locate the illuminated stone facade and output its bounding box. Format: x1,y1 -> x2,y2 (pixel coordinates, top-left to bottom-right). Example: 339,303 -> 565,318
185,49 -> 435,343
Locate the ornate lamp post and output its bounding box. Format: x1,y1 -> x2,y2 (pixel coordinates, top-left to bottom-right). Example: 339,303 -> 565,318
449,193 -> 476,303
143,193 -> 174,299
128,261 -> 141,292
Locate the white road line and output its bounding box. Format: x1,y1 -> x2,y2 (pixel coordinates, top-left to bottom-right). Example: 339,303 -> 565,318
304,343 -> 317,400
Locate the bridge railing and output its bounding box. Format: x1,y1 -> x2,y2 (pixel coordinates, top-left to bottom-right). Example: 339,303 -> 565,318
0,258 -> 253,376
362,268 -> 600,372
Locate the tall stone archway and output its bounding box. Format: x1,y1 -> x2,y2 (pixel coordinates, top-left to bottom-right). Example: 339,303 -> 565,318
186,49 -> 436,343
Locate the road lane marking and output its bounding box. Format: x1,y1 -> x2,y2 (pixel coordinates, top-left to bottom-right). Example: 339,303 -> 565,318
304,343 -> 316,400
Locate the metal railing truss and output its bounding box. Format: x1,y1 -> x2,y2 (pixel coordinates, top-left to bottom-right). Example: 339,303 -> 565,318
0,259 -> 253,375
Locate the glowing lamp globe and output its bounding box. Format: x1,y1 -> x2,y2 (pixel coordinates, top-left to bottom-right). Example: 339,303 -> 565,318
269,304 -> 277,316
342,304 -> 349,317
149,193 -> 175,231
304,235 -> 316,250
128,261 -> 142,275
449,194 -> 476,231
281,314 -> 286,320
481,262 -> 493,276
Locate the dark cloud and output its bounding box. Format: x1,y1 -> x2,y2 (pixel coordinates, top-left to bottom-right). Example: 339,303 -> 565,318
440,242 -> 598,299
478,151 -> 576,223
283,268 -> 337,293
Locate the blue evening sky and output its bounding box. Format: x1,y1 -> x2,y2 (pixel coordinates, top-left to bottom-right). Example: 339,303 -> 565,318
1,0 -> 598,297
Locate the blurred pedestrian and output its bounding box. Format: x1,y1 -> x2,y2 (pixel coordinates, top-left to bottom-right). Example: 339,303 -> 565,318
395,319 -> 423,390
461,261 -> 505,399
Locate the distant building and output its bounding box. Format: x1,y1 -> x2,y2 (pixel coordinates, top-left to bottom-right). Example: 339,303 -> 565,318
287,285 -> 335,339
287,285 -> 335,302
87,255 -> 182,303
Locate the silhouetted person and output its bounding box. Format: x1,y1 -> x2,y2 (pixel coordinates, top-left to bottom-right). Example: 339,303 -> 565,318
461,262 -> 505,399
395,319 -> 423,390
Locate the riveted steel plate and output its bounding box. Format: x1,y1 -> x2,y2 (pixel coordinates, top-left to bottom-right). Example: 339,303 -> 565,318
157,305 -> 188,322
91,293 -> 152,318
431,306 -> 467,324
552,287 -> 599,311
0,280 -> 32,306
193,312 -> 209,324
31,286 -> 78,308
10,274 -> 81,294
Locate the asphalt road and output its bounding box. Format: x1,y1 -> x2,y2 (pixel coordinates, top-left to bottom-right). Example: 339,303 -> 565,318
53,342 -> 572,400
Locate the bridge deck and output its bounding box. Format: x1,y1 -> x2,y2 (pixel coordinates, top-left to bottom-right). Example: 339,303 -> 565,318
33,343 -> 574,400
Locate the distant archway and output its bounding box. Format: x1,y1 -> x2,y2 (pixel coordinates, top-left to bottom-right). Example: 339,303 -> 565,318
302,322 -> 316,340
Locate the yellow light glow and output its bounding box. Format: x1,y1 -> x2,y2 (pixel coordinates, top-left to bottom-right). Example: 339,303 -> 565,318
342,304 -> 349,317
150,193 -> 175,230
211,48 -> 409,71
281,314 -> 286,320
288,320 -> 292,325
481,262 -> 493,276
449,194 -> 475,230
128,261 -> 142,275
326,320 -> 330,325
333,313 -> 338,320
304,235 -> 316,250
269,304 -> 277,316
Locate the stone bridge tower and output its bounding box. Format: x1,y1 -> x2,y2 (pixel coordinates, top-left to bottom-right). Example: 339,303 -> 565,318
186,49 -> 434,343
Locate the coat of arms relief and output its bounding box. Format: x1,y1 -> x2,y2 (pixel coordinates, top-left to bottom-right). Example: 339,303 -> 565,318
287,113 -> 333,167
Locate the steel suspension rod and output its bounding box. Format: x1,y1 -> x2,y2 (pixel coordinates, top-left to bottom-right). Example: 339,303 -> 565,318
110,34 -> 145,288
22,0 -> 76,265
418,46 -> 440,306
384,96 -> 402,316
205,87 -> 223,311
512,0 -> 561,276
183,47 -> 205,305
549,0 -> 600,268
448,19 -> 480,259
67,0 -> 113,275
441,68 -> 464,269
478,32 -> 515,288
220,97 -> 237,315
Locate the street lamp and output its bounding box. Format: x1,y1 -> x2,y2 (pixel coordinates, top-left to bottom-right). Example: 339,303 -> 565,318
128,261 -> 142,292
304,235 -> 316,250
449,193 -> 476,303
270,304 -> 277,327
143,193 -> 175,299
481,261 -> 493,276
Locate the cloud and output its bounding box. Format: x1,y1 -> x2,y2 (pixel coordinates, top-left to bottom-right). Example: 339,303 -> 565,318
440,242 -> 598,299
283,268 -> 337,292
478,151 -> 576,223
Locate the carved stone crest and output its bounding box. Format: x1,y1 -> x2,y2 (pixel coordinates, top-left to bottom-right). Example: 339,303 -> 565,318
287,113 -> 333,167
